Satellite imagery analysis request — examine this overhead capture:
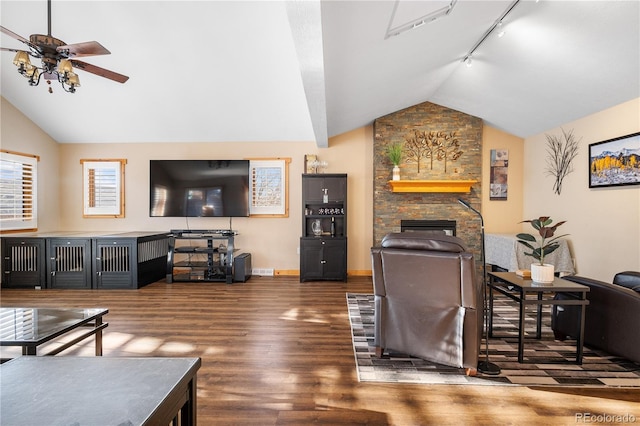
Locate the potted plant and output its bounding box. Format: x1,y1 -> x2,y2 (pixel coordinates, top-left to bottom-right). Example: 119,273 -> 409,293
516,216 -> 568,283
386,142 -> 403,181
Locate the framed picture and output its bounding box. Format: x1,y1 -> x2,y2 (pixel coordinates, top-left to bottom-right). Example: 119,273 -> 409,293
248,158 -> 291,217
489,149 -> 508,200
80,159 -> 126,218
588,132 -> 640,188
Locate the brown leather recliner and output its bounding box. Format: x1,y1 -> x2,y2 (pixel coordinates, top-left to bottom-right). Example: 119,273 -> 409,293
371,232 -> 481,375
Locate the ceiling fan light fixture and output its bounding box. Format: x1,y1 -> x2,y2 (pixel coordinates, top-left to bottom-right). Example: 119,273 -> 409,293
2,0 -> 128,93
12,50 -> 31,68
58,59 -> 73,74
67,72 -> 80,87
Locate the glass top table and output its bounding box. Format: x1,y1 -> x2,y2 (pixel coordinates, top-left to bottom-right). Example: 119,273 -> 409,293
0,307 -> 108,356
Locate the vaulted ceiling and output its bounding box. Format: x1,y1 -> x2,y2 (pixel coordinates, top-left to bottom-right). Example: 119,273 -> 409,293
1,1 -> 638,147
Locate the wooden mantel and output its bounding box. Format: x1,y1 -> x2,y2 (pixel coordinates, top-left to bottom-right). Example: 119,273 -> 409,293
388,179 -> 478,193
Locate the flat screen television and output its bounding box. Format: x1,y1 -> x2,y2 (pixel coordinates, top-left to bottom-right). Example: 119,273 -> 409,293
150,160 -> 250,217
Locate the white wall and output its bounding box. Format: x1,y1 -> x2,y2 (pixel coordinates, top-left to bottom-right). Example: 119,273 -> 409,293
523,98 -> 640,281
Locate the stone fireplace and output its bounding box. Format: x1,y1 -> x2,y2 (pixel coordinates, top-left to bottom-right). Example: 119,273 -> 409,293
373,101 -> 483,265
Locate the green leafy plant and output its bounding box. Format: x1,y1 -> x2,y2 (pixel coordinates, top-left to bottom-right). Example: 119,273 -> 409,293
516,217 -> 568,265
386,142 -> 403,166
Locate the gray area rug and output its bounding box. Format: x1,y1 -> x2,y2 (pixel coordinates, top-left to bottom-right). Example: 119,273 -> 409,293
347,293 -> 640,387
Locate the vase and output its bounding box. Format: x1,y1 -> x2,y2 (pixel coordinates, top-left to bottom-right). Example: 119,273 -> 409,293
311,219 -> 322,236
392,166 -> 400,181
531,263 -> 555,283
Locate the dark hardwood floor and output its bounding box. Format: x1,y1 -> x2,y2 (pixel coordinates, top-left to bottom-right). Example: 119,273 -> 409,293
1,276 -> 638,425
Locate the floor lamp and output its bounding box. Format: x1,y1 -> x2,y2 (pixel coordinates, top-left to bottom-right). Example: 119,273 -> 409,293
458,198 -> 501,375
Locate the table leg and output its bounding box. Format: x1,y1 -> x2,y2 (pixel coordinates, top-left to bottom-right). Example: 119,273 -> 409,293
576,296 -> 587,365
488,280 -> 495,338
536,292 -> 543,339
95,316 -> 104,356
518,291 -> 525,363
180,376 -> 197,426
23,346 -> 36,356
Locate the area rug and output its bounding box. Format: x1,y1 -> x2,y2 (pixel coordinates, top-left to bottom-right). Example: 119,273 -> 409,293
347,293 -> 640,387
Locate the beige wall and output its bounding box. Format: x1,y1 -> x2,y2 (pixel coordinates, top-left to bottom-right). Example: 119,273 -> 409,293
1,97 -> 61,232
523,98 -> 640,281
56,126 -> 375,275
482,126 -> 524,234
6,93 -> 637,280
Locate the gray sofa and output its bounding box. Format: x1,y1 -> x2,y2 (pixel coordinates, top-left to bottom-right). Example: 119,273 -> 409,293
551,271 -> 640,363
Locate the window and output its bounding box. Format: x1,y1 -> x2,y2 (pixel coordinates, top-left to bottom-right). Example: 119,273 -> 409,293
0,150 -> 38,232
81,159 -> 126,218
248,158 -> 290,217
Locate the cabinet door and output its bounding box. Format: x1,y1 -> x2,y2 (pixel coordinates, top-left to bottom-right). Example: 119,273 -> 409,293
300,238 -> 323,281
303,176 -> 326,203
322,238 -> 347,281
94,240 -> 134,289
1,238 -> 46,288
303,175 -> 346,203
324,177 -> 346,202
48,238 -> 93,289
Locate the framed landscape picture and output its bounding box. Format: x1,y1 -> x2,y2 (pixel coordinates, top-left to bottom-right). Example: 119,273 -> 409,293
588,132 -> 640,188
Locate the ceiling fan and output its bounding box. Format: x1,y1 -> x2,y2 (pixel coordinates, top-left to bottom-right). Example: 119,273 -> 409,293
0,0 -> 128,93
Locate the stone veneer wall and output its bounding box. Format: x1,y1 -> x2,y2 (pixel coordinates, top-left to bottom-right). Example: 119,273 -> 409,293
373,101 -> 483,264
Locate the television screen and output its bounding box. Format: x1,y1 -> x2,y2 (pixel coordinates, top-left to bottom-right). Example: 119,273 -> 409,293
150,160 -> 250,217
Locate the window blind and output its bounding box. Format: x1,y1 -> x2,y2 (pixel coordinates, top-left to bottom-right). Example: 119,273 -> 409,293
0,151 -> 38,231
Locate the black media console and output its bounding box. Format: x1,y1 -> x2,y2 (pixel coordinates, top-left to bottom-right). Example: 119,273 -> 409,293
166,230 -> 251,284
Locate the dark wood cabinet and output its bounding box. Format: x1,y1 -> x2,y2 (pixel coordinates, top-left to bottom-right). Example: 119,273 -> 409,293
93,232 -> 170,289
1,232 -> 169,289
300,174 -> 347,282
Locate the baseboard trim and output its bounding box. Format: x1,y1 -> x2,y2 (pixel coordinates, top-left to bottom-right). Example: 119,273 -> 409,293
274,270 -> 372,277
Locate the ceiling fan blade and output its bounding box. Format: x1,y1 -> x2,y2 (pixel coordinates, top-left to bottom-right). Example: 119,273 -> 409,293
70,59 -> 129,83
1,25 -> 30,44
1,46 -> 23,53
1,25 -> 41,53
58,41 -> 110,57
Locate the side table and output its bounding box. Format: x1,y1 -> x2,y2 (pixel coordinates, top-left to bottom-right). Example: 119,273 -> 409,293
487,271 -> 589,364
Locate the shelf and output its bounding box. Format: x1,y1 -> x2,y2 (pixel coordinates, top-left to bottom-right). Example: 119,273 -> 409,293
388,179 -> 477,193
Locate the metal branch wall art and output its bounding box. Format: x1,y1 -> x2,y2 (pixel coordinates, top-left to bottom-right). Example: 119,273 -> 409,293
403,130 -> 463,173
545,128 -> 580,195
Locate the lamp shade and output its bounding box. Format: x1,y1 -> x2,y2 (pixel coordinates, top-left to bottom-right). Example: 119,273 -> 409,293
67,72 -> 81,87
58,59 -> 73,74
12,51 -> 31,67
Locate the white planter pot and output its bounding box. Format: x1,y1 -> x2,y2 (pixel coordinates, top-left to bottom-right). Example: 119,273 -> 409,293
531,263 -> 555,283
392,166 -> 400,181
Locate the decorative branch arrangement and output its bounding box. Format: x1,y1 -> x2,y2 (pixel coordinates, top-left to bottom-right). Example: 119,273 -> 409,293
403,130 -> 463,173
545,128 -> 580,195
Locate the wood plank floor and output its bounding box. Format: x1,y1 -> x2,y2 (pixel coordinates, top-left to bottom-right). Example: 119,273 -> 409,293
1,276 -> 639,425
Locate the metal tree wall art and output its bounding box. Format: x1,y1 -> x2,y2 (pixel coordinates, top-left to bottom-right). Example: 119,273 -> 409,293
545,128 -> 580,195
403,130 -> 429,172
436,132 -> 462,172
403,130 -> 464,173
